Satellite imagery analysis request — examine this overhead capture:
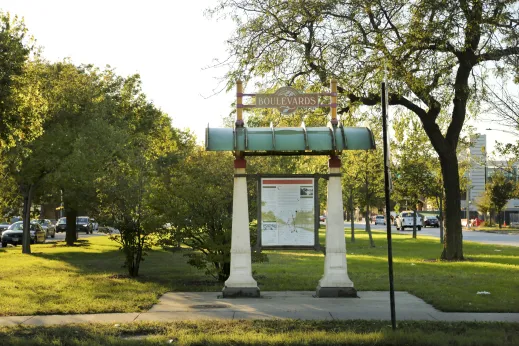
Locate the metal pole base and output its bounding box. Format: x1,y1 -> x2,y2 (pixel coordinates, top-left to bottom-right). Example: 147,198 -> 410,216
315,286 -> 358,298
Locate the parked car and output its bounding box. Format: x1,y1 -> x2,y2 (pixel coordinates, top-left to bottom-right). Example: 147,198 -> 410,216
55,217 -> 67,233
90,218 -> 99,232
319,215 -> 326,222
374,215 -> 386,225
76,216 -> 93,234
423,216 -> 439,228
1,221 -> 46,247
0,222 -> 10,235
32,219 -> 56,238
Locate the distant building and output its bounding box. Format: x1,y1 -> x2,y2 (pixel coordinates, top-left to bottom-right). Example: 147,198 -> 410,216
463,134 -> 519,224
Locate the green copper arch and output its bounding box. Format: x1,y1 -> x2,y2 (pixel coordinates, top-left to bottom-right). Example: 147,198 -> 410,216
205,123 -> 375,155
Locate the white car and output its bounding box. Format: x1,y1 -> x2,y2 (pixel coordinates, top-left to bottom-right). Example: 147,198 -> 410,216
90,218 -> 99,232
396,211 -> 422,231
374,215 -> 386,225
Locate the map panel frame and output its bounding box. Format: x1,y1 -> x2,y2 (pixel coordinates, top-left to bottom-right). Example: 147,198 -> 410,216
256,174 -> 322,251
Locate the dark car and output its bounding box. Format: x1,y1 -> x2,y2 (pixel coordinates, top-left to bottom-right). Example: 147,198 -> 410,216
424,216 -> 439,228
1,221 -> 46,247
0,222 -> 10,235
55,217 -> 67,233
32,219 -> 56,238
76,216 -> 93,234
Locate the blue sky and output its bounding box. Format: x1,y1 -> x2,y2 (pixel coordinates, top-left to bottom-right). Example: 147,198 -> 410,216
2,0 -> 516,154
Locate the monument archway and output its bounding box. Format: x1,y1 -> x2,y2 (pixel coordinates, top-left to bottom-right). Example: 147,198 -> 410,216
205,80 -> 375,298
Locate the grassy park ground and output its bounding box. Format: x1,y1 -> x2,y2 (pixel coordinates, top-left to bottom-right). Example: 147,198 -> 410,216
0,229 -> 517,316
0,320 -> 518,346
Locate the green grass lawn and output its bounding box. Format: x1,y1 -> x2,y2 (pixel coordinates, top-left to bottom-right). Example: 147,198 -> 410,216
0,229 -> 517,316
0,320 -> 518,346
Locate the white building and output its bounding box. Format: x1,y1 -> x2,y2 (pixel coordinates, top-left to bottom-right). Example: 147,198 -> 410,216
463,134 -> 519,224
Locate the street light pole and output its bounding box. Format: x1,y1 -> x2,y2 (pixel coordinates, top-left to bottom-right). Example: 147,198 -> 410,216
485,128 -> 519,136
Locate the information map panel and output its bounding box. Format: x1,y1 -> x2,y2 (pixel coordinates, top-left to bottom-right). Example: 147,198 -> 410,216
260,177 -> 316,247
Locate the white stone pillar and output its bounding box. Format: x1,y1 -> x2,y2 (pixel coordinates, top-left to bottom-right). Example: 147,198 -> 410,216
222,158 -> 260,297
316,156 -> 356,297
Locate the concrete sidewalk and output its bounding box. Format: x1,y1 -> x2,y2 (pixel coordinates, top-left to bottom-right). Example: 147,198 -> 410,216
1,291 -> 518,326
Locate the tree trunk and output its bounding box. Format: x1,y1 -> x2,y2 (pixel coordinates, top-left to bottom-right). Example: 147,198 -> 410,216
128,252 -> 140,277
439,195 -> 444,245
364,164 -> 375,247
21,184 -> 35,254
65,207 -> 78,246
440,151 -> 464,260
365,205 -> 375,247
412,209 -> 417,239
221,261 -> 231,282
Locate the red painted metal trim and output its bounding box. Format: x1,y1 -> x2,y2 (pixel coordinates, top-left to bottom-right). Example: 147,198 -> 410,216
234,158 -> 247,168
329,156 -> 341,168
262,179 -> 313,184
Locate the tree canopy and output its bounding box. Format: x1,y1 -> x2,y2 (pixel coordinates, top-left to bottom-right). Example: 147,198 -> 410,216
211,0 -> 519,260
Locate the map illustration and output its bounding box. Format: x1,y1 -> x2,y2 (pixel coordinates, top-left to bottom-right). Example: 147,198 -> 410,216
260,178 -> 315,246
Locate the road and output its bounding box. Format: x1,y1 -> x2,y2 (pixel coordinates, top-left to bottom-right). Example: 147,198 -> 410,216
3,225 -> 518,248
340,221 -> 519,247
48,231 -> 107,242
0,231 -> 107,248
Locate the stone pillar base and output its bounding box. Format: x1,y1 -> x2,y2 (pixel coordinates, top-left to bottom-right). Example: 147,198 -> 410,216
315,286 -> 358,298
222,286 -> 260,298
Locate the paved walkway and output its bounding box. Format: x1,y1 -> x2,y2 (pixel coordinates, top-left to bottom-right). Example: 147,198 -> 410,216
0,291 -> 518,326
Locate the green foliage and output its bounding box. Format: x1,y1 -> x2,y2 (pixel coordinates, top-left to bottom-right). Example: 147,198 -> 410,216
93,74 -> 178,277
476,189 -> 493,226
211,0 -> 519,260
486,171 -> 516,228
248,219 -> 269,264
391,112 -> 439,208
155,149 -> 236,282
0,12 -> 40,153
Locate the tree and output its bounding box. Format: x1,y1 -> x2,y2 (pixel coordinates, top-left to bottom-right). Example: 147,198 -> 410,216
483,79 -> 519,163
476,189 -> 493,226
94,75 -> 178,277
357,149 -> 384,247
341,151 -> 362,242
487,170 -> 515,228
1,58 -> 49,253
212,0 -> 519,260
5,61 -> 110,250
157,149 -> 236,282
391,112 -> 439,238
97,147 -> 161,277
483,80 -> 519,131
0,12 -> 42,153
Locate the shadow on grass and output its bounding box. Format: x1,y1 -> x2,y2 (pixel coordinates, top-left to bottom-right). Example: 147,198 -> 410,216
29,240 -> 221,290
52,239 -> 91,247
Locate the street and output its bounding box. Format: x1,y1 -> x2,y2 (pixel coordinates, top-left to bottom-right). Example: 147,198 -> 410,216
3,225 -> 518,247
48,231 -> 107,242
342,221 -> 519,247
